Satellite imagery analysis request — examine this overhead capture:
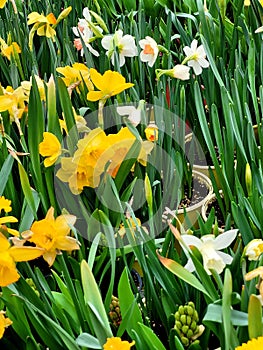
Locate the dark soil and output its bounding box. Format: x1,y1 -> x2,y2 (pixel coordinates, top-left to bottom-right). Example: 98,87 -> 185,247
179,175 -> 210,209
205,196 -> 226,229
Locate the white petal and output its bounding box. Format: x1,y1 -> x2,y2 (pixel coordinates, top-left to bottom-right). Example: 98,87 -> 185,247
172,64 -> 190,80
190,39 -> 198,51
117,106 -> 136,116
101,35 -> 113,50
214,229 -> 238,250
183,46 -> 192,57
184,258 -> 195,272
72,27 -> 80,37
87,44 -> 100,57
83,7 -> 91,21
119,54 -> 125,67
217,251 -> 233,265
188,60 -> 202,75
198,57 -> 209,68
181,234 -> 202,248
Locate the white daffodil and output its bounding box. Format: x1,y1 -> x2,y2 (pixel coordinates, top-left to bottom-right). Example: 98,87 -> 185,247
183,39 -> 209,75
181,229 -> 238,275
72,7 -> 102,57
117,100 -> 145,126
101,29 -> 138,67
244,239 -> 263,261
156,64 -> 190,81
139,36 -> 159,67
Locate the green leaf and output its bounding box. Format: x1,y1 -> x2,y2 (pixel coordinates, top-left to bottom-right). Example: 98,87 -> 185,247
117,267 -> 143,338
248,294 -> 263,339
18,162 -> 37,218
136,323 -> 167,350
76,333 -> 101,349
222,269 -> 232,349
203,304 -> 248,326
0,154 -> 14,195
157,253 -> 213,300
81,260 -> 113,345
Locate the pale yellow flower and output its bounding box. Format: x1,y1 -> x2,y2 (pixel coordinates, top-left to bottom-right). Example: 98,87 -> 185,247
0,38 -> 21,60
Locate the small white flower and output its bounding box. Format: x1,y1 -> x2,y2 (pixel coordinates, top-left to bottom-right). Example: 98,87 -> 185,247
244,239 -> 263,261
181,229 -> 238,275
117,100 -> 145,126
72,7 -> 102,57
183,39 -> 209,75
139,36 -> 159,67
101,29 -> 138,67
171,64 -> 190,80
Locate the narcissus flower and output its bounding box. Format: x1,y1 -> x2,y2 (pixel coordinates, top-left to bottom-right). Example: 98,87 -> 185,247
72,7 -> 103,57
181,229 -> 238,275
182,39 -> 209,75
0,86 -> 27,121
0,232 -> 43,287
139,36 -> 159,67
156,64 -> 190,81
244,239 -> 263,261
116,100 -> 145,126
0,38 -> 21,61
0,311 -> 12,339
87,68 -> 134,102
28,12 -> 57,49
21,75 -> 46,101
24,207 -> 79,266
101,29 -> 138,67
39,132 -> 62,167
0,196 -> 19,236
56,63 -> 93,92
235,336 -> 263,349
103,337 -> 135,349
145,123 -> 158,141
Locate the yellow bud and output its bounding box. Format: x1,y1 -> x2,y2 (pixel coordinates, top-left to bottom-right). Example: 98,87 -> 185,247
245,163 -> 252,196
56,6 -> 72,25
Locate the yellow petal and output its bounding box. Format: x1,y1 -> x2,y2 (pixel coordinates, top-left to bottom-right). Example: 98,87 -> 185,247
87,90 -> 104,101
0,264 -> 20,287
89,68 -> 106,91
0,0 -> 8,9
0,216 -> 18,224
9,246 -> 44,262
55,236 -> 80,251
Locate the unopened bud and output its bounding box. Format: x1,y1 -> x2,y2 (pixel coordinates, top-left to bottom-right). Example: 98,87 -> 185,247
245,163 -> 252,197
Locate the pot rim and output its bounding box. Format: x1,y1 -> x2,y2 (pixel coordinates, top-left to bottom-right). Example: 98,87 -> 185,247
177,170 -> 214,214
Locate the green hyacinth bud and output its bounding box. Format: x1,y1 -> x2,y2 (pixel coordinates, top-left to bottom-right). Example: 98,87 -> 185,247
174,302 -> 204,347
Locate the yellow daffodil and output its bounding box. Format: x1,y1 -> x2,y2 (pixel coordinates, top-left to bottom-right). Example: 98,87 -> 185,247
21,75 -> 46,101
56,157 -> 101,194
118,217 -> 141,238
0,0 -> 7,9
103,337 -> 135,350
235,336 -> 263,349
24,207 -> 79,266
0,196 -> 19,236
87,68 -> 134,102
0,311 -> 12,339
56,63 -> 94,93
39,132 -> 62,167
0,232 -> 44,287
56,128 -> 113,193
244,239 -> 263,261
245,266 -> 263,303
0,196 -> 12,213
0,86 -> 27,121
28,11 -> 57,50
0,38 -> 21,61
145,123 -> 158,141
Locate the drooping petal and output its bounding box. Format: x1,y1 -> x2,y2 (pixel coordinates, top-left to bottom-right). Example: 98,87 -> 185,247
217,251 -> 233,265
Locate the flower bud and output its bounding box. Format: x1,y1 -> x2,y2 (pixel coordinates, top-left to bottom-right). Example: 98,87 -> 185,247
180,315 -> 187,325
245,163 -> 252,197
182,325 -> 189,334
